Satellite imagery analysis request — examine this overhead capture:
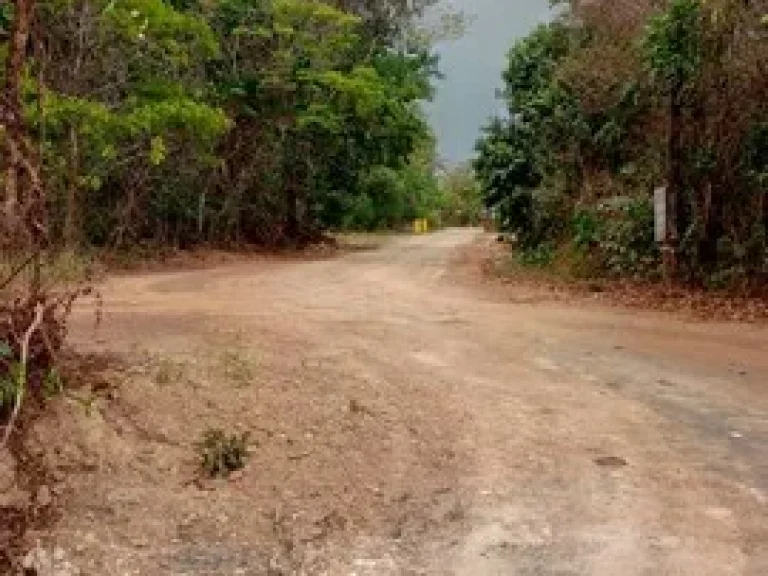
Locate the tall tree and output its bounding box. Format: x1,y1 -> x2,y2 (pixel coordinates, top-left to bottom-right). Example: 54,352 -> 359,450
2,0 -> 47,288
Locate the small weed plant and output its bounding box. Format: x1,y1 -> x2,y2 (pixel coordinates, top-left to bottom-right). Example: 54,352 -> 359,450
196,428 -> 250,477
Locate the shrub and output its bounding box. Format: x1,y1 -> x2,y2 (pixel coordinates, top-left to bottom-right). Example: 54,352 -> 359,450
518,244 -> 555,267
196,428 -> 250,477
596,197 -> 658,278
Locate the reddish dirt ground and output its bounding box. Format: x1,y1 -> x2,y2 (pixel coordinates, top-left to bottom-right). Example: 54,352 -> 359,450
15,228 -> 768,574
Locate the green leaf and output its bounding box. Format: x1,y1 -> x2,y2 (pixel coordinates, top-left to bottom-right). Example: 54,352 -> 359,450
149,136 -> 167,165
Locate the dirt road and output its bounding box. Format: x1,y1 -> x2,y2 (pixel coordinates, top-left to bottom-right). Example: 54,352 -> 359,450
37,228 -> 768,574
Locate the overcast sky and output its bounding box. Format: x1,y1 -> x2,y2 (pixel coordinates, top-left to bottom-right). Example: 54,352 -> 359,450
424,0 -> 551,164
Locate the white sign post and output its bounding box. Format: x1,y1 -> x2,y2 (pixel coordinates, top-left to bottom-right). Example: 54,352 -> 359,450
654,186 -> 667,243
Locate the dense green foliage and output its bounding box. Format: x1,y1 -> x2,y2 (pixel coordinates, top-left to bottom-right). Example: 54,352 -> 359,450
436,162 -> 483,227
1,0 -> 444,248
475,0 -> 768,285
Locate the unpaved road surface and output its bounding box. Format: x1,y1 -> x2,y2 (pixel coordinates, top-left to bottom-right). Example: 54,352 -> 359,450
32,228 -> 768,574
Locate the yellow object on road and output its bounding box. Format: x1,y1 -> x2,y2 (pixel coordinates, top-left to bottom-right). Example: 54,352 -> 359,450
413,218 -> 429,234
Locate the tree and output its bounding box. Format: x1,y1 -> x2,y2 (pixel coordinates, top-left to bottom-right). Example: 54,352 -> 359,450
2,0 -> 46,263
207,0 -> 436,244
474,119 -> 543,243
332,0 -> 439,43
643,0 -> 703,277
1,0 -> 443,249
438,162 -> 482,227
475,0 -> 767,285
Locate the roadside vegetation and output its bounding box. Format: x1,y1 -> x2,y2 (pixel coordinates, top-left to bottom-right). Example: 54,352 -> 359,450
0,0 -> 466,412
0,0 -> 468,568
474,0 -> 767,290
2,0 -> 766,567
1,0 -> 458,250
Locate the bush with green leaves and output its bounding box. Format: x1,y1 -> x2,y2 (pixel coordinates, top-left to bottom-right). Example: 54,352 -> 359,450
518,244 -> 555,268
594,198 -> 658,278
474,0 -> 767,286
3,0 -> 444,251
437,163 -> 483,226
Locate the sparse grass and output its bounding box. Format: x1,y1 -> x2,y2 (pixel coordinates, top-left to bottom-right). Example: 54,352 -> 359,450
99,244 -> 193,272
145,347 -> 257,389
491,242 -> 604,284
331,232 -> 394,252
0,249 -> 102,296
219,349 -> 256,388
196,428 -> 250,477
137,350 -> 191,387
46,249 -> 103,284
154,356 -> 187,386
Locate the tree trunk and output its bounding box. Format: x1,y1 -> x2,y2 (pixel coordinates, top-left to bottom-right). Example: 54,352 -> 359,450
64,125 -> 79,246
285,185 -> 299,243
663,76 -> 683,281
2,0 -> 34,218
1,0 -> 47,296
198,190 -> 206,241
